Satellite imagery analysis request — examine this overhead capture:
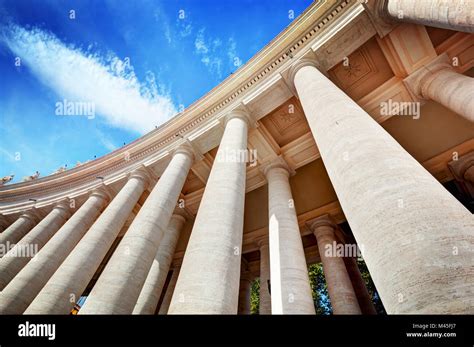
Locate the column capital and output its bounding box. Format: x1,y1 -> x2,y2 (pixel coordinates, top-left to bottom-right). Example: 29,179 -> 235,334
255,234 -> 269,249
260,156 -> 295,179
224,105 -> 256,128
20,208 -> 42,224
404,53 -> 453,100
128,166 -> 152,187
306,214 -> 337,236
287,58 -> 321,86
362,0 -> 396,37
90,185 -> 112,204
448,151 -> 474,183
53,199 -> 73,218
170,213 -> 186,225
171,141 -> 201,162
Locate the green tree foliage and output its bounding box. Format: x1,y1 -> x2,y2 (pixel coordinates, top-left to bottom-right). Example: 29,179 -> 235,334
250,279 -> 260,314
356,258 -> 386,314
248,258 -> 385,314
308,263 -> 332,314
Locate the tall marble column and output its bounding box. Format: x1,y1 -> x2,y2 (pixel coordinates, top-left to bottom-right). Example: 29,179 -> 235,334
238,269 -> 253,315
25,168 -> 149,314
158,266 -> 180,315
80,147 -> 194,314
0,201 -> 70,290
307,216 -> 361,314
291,59 -> 474,313
0,188 -> 109,314
0,210 -> 39,252
405,54 -> 474,123
264,159 -> 315,314
343,256 -> 377,315
256,236 -> 271,314
132,214 -> 186,315
384,0 -> 474,33
168,109 -> 249,314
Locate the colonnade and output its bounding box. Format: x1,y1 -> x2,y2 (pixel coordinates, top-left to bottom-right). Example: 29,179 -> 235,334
0,4 -> 473,315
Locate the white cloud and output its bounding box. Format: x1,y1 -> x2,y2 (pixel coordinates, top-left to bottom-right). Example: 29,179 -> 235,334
178,21 -> 193,38
154,9 -> 173,44
193,30 -> 243,78
0,24 -> 178,134
0,147 -> 16,162
195,29 -> 209,54
95,129 -> 118,152
227,37 -> 241,67
194,28 -> 224,78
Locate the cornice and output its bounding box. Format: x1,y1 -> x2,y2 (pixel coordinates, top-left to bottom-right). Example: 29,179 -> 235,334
0,0 -> 358,211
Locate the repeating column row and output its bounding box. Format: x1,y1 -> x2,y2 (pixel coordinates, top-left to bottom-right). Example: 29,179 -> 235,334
1,46 -> 472,315
80,147 -> 194,314
25,169 -> 150,314
0,188 -> 109,314
290,59 -> 474,313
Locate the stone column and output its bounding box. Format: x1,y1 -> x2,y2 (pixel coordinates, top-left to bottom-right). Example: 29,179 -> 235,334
0,188 -> 109,314
158,266 -> 180,314
79,148 -> 194,314
291,59 -> 474,313
343,256 -> 377,315
405,54 -> 474,124
132,214 -> 186,315
0,210 -> 39,252
25,168 -> 149,314
256,236 -> 271,314
384,0 -> 474,33
465,166 -> 474,183
0,201 -> 70,290
264,159 -> 315,315
308,217 -> 361,314
238,270 -> 253,315
168,109 -> 249,314
449,151 -> 474,199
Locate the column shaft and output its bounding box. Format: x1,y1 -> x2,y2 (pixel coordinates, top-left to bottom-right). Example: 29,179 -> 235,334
80,150 -> 193,314
25,171 -> 148,314
0,202 -> 70,290
158,267 -> 180,314
293,62 -> 474,313
0,212 -> 37,252
0,189 -> 108,314
266,164 -> 315,314
132,214 -> 186,315
168,113 -> 248,314
258,240 -> 271,314
238,272 -> 253,314
343,256 -> 377,315
310,219 -> 361,314
385,0 -> 474,33
420,67 -> 474,123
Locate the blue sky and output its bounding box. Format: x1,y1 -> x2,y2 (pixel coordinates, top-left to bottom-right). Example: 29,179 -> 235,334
0,0 -> 312,183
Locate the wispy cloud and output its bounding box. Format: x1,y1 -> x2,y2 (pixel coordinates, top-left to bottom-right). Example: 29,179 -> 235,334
0,24 -> 178,134
154,8 -> 173,44
194,29 -> 242,78
95,129 -> 118,152
227,37 -> 242,68
177,18 -> 193,38
194,28 -> 225,78
0,147 -> 16,162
